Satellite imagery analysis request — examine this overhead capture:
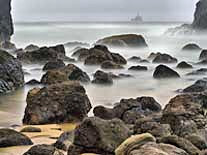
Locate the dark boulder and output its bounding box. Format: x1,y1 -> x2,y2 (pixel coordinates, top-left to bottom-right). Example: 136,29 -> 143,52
25,79 -> 41,85
71,48 -> 90,61
0,128 -> 33,147
61,64 -> 90,82
0,0 -> 13,43
84,45 -> 127,65
147,52 -> 161,60
182,43 -> 201,51
199,49 -> 207,60
177,61 -> 193,69
101,60 -> 124,69
134,116 -> 172,138
187,68 -> 207,76
54,131 -> 74,151
42,59 -> 65,71
159,135 -> 201,155
41,64 -> 90,84
153,65 -> 180,79
23,144 -> 64,155
161,93 -> 207,137
183,78 -> 207,93
17,44 -> 68,63
24,44 -> 39,52
0,49 -> 24,93
96,34 -> 148,48
94,96 -> 162,124
92,70 -> 113,84
0,41 -> 16,50
128,65 -> 148,71
152,53 -> 177,64
67,117 -> 131,155
23,81 -> 92,125
20,126 -> 41,132
128,56 -> 141,62
41,70 -> 69,85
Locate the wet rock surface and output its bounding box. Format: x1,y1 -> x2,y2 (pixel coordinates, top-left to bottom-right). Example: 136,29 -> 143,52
153,65 -> 180,79
0,128 -> 33,147
67,117 -> 131,155
182,43 -> 202,51
23,144 -> 64,155
152,53 -> 177,64
23,81 -> 92,125
17,44 -> 69,63
96,34 -> 148,48
42,59 -> 65,71
176,61 -> 193,69
84,45 -> 127,65
92,70 -> 113,84
0,49 -> 24,93
128,65 -> 148,71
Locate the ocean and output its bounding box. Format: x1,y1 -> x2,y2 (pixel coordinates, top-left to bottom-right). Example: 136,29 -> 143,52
0,21 -> 207,127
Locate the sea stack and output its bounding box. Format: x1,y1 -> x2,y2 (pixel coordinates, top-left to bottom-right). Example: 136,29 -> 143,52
0,0 -> 14,43
192,0 -> 207,29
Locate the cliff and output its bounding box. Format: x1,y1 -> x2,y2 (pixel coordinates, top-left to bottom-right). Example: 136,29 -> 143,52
192,0 -> 207,29
0,0 -> 13,43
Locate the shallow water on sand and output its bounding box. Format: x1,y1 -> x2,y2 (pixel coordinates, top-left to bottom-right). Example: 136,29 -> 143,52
0,22 -> 207,127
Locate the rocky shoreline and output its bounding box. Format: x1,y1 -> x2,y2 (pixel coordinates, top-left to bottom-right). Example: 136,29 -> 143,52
0,34 -> 207,155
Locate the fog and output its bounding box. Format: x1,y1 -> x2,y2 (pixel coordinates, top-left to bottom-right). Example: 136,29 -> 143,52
12,0 -> 199,22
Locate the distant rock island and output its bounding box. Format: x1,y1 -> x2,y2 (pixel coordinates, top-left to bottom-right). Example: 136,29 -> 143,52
131,12 -> 143,23
0,0 -> 13,43
166,0 -> 207,35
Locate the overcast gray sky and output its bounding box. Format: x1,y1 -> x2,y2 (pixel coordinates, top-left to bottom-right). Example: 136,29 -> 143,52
12,0 -> 199,22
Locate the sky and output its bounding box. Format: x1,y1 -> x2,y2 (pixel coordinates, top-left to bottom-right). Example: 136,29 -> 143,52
12,0 -> 199,22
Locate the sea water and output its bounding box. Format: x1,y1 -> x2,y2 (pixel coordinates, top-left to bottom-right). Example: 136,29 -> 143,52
0,21 -> 207,127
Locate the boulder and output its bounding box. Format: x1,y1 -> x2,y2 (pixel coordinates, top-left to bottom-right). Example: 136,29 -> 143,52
115,133 -> 156,155
94,96 -> 162,124
67,117 -> 131,155
199,49 -> 207,60
96,34 -> 148,48
128,65 -> 148,71
187,68 -> 207,76
23,144 -> 64,155
23,81 -> 92,125
92,70 -> 113,84
183,78 -> 207,93
182,43 -> 201,51
41,70 -> 69,85
101,60 -> 124,69
71,48 -> 90,61
17,44 -> 68,63
134,117 -> 172,138
161,93 -> 207,136
61,64 -> 90,82
176,61 -> 193,69
54,131 -> 74,151
128,56 -> 141,62
20,126 -> 41,132
152,53 -> 177,64
84,45 -> 127,65
24,44 -> 39,52
0,128 -> 33,147
197,59 -> 207,65
153,65 -> 180,79
129,142 -> 189,155
0,49 -> 24,93
41,64 -> 90,84
192,0 -> 207,29
159,135 -> 201,155
42,59 -> 65,71
147,52 -> 161,60
0,0 -> 13,43
25,79 -> 41,85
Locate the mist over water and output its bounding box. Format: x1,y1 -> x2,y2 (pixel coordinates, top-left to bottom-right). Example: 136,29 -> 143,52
1,21 -> 207,127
